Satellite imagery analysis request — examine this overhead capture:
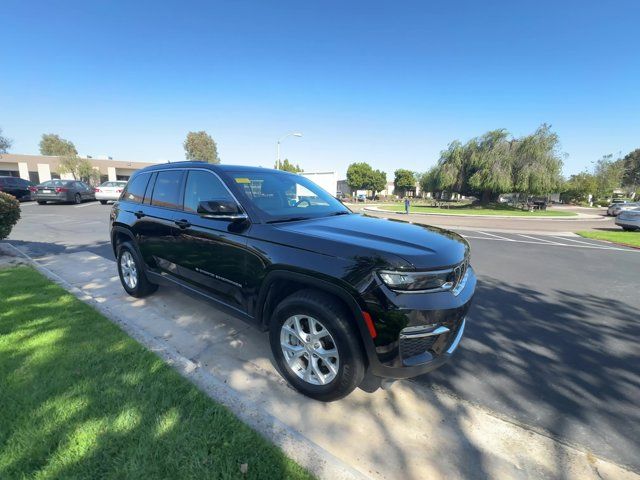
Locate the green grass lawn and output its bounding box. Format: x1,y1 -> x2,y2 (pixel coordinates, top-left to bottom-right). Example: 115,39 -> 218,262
0,266 -> 312,480
377,204 -> 576,217
577,230 -> 640,248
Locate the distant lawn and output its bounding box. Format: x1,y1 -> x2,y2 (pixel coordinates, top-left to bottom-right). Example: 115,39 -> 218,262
577,230 -> 640,248
377,203 -> 577,217
0,266 -> 312,480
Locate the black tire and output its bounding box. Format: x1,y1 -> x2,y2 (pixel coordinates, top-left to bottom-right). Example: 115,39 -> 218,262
37,201 -> 46,205
74,193 -> 82,204
269,289 -> 365,401
622,226 -> 637,231
100,200 -> 108,205
116,241 -> 158,298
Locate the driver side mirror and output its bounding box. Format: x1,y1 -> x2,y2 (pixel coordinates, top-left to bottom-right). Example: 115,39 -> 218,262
197,200 -> 247,220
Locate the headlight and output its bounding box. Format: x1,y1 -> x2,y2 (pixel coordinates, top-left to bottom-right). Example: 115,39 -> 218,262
379,269 -> 455,292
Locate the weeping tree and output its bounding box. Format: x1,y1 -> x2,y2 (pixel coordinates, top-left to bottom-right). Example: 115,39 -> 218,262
425,124 -> 563,203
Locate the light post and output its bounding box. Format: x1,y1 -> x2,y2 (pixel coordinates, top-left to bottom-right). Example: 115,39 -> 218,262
276,132 -> 303,170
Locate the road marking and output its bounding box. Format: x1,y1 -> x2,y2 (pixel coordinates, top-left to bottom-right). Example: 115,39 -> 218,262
476,231 -> 516,241
548,235 -> 607,247
74,201 -> 100,208
463,235 -> 636,252
517,234 -> 568,245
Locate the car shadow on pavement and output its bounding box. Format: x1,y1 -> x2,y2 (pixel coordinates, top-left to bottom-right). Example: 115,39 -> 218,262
419,277 -> 640,472
5,239 -> 114,261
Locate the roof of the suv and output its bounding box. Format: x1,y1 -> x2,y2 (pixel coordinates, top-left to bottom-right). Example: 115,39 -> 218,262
135,162 -> 280,175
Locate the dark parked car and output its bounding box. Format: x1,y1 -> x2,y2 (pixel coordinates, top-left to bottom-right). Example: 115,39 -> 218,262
109,163 -> 476,401
35,179 -> 96,204
0,176 -> 37,201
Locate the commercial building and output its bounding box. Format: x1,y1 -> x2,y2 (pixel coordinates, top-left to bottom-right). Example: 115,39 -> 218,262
0,153 -> 155,184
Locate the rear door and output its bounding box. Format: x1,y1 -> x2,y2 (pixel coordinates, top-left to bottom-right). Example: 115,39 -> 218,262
171,169 -> 253,312
135,170 -> 185,274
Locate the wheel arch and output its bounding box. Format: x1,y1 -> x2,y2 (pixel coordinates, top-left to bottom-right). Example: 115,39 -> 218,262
256,270 -> 378,366
110,225 -> 136,259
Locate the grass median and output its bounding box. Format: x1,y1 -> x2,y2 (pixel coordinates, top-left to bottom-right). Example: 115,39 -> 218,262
577,230 -> 640,248
377,204 -> 576,217
0,266 -> 313,480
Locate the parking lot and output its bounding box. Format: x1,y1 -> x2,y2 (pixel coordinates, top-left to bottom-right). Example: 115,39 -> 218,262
6,200 -> 640,477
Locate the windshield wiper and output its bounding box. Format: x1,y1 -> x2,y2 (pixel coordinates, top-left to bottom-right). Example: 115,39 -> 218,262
328,211 -> 350,216
266,216 -> 311,224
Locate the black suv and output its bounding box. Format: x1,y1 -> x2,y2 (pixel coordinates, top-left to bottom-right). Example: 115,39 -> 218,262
110,163 -> 475,401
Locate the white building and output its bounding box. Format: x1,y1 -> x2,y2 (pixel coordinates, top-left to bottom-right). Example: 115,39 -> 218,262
301,171 -> 337,196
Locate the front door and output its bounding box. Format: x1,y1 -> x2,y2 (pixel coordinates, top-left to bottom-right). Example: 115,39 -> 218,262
171,169 -> 252,313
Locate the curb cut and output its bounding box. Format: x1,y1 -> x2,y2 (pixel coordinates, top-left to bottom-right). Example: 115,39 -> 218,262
1,242 -> 369,480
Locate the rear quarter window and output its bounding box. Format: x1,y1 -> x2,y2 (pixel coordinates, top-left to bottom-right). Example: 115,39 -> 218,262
122,173 -> 151,204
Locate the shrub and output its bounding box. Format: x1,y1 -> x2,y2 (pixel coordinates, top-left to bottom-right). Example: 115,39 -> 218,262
0,192 -> 21,240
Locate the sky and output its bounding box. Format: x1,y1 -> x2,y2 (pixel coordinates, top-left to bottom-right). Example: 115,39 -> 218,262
1,0 -> 639,179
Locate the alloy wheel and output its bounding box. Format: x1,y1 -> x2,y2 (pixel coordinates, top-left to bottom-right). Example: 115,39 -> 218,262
120,251 -> 138,290
280,315 -> 339,385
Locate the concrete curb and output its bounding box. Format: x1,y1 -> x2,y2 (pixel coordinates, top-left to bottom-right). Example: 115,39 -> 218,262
364,206 -> 607,221
1,242 -> 369,480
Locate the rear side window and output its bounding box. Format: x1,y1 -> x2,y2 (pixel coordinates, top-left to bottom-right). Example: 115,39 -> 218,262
151,170 -> 184,210
183,170 -> 234,213
122,174 -> 150,204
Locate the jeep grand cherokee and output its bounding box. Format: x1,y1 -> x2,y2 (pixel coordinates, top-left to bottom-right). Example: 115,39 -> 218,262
109,162 -> 476,401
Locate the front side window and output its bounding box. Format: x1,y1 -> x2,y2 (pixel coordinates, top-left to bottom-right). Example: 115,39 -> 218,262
151,170 -> 184,210
183,170 -> 235,213
228,171 -> 349,222
122,173 -> 150,204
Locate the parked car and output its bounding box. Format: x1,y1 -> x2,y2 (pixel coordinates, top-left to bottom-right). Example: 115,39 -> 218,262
356,193 -> 367,202
110,163 -> 476,401
615,208 -> 640,231
0,176 -> 37,201
35,179 -> 96,204
95,180 -> 128,204
607,202 -> 639,217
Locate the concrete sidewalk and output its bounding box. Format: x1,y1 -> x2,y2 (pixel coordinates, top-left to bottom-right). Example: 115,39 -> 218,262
6,245 -> 637,480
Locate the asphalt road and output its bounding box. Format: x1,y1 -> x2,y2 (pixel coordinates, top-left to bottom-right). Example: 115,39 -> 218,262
6,200 -> 640,472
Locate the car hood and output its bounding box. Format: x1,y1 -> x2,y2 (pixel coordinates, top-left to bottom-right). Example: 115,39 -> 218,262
271,213 -> 469,269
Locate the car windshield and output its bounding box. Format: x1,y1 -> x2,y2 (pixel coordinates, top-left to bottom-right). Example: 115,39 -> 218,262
227,170 -> 349,222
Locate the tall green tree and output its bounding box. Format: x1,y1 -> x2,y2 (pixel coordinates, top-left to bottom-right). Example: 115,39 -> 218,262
58,155 -> 100,184
593,154 -> 624,198
467,129 -> 514,203
183,131 -> 220,163
512,124 -> 563,196
370,169 -> 387,197
394,169 -> 416,197
562,171 -> 598,203
346,162 -> 374,191
419,166 -> 440,196
274,158 -> 303,173
0,128 -> 12,154
39,134 -> 77,156
622,148 -> 640,188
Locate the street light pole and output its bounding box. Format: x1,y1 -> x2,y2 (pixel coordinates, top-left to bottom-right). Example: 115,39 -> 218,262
276,132 -> 303,170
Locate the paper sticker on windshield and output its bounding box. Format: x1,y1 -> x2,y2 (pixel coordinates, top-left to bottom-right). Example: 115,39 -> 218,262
235,178 -> 251,184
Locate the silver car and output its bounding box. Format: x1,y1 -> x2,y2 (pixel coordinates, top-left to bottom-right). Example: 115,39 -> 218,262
95,180 -> 127,204
607,201 -> 639,217
615,208 -> 640,231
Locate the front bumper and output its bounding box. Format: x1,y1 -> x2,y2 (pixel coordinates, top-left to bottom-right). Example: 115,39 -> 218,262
361,266 -> 476,379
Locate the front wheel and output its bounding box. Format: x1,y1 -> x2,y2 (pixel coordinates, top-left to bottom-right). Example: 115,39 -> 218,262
74,193 -> 82,204
622,226 -> 637,231
100,200 -> 107,205
37,201 -> 46,205
269,289 -> 365,401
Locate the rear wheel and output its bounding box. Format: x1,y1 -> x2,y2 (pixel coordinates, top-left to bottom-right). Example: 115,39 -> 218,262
116,241 -> 158,297
100,200 -> 107,205
269,289 -> 365,401
74,193 -> 81,204
622,226 -> 638,231
37,201 -> 46,205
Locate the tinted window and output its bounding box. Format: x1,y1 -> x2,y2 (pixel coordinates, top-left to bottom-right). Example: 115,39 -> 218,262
122,173 -> 150,204
183,170 -> 234,213
151,170 -> 184,210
